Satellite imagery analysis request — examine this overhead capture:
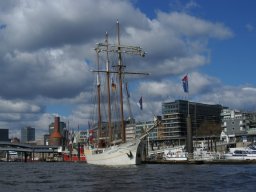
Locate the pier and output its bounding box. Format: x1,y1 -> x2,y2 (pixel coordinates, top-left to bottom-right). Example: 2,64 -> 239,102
0,142 -> 59,162
144,159 -> 256,164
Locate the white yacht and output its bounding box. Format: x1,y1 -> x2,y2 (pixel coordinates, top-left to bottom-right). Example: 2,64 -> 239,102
163,146 -> 187,161
223,145 -> 256,160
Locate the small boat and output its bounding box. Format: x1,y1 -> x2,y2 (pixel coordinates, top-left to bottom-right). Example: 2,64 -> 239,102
163,146 -> 187,161
223,146 -> 256,160
193,141 -> 220,161
62,146 -> 86,162
193,147 -> 220,161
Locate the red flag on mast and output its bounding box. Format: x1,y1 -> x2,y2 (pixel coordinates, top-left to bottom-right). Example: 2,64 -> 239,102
182,74 -> 189,93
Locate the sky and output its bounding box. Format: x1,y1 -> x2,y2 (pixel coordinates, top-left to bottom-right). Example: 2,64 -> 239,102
1,0 -> 256,139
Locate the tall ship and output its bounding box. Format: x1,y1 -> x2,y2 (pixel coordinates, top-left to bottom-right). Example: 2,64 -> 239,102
84,20 -> 159,166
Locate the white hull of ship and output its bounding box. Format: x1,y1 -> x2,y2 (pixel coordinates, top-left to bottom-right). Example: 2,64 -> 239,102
164,156 -> 187,161
223,147 -> 256,160
85,139 -> 145,166
223,154 -> 256,160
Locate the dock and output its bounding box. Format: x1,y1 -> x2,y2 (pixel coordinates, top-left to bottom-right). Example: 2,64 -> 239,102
143,159 -> 256,164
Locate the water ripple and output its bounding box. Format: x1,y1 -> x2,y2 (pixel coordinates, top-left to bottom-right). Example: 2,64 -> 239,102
1,162 -> 256,191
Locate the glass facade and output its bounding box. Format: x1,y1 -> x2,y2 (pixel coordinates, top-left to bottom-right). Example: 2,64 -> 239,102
0,129 -> 9,141
21,127 -> 35,143
161,100 -> 222,140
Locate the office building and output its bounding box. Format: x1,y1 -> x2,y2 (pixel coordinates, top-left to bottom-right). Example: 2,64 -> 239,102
221,109 -> 256,143
221,109 -> 247,135
161,100 -> 222,142
0,129 -> 9,141
21,126 -> 35,143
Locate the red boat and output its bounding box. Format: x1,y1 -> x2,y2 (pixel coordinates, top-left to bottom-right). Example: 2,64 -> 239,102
62,144 -> 86,162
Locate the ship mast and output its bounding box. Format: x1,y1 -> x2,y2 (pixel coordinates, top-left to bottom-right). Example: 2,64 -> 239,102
93,20 -> 148,144
95,49 -> 102,147
116,20 -> 126,143
125,82 -> 133,121
105,32 -> 112,143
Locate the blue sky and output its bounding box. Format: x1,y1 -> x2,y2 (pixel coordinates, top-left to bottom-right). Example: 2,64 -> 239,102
196,0 -> 256,86
135,0 -> 256,85
1,0 -> 256,139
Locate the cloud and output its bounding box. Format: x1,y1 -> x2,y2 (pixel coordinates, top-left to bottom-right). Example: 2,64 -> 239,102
0,98 -> 41,113
157,12 -> 233,39
184,0 -> 200,11
245,24 -> 254,32
0,24 -> 7,30
242,87 -> 256,92
135,72 -> 221,102
0,48 -> 90,99
1,0 -> 149,51
123,11 -> 232,79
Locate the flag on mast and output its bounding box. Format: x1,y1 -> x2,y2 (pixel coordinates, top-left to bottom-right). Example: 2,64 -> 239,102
125,82 -> 130,98
139,96 -> 143,110
182,74 -> 189,93
0,24 -> 7,30
111,77 -> 116,91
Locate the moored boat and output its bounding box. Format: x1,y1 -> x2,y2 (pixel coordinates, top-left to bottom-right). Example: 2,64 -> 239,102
193,148 -> 220,161
62,147 -> 86,162
84,139 -> 143,165
163,146 -> 187,161
223,146 -> 256,160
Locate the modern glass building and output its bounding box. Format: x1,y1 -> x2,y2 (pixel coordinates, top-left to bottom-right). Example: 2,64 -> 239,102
135,121 -> 157,140
161,100 -> 223,142
21,126 -> 35,143
0,129 -> 9,141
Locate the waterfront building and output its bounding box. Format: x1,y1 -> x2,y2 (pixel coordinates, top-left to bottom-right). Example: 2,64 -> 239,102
72,130 -> 89,144
48,117 -> 70,146
21,126 -> 35,143
77,130 -> 89,143
126,123 -> 136,141
49,120 -> 66,136
0,129 -> 9,142
221,109 -> 247,135
246,112 -> 256,140
161,100 -> 222,144
44,134 -> 50,145
49,116 -> 62,146
135,121 -> 158,140
221,109 -> 256,143
10,137 -> 20,144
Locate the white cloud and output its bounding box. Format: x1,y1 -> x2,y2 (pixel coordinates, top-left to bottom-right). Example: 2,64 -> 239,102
157,12 -> 233,39
0,99 -> 41,114
242,87 -> 256,92
122,11 -> 232,79
245,24 -> 254,32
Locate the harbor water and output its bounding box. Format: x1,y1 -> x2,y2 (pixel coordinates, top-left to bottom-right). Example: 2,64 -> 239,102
0,162 -> 255,192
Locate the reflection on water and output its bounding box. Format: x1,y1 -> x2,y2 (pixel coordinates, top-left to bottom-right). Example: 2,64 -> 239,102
0,162 -> 256,192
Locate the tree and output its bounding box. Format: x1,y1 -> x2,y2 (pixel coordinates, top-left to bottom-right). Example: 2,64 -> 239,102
196,120 -> 222,137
